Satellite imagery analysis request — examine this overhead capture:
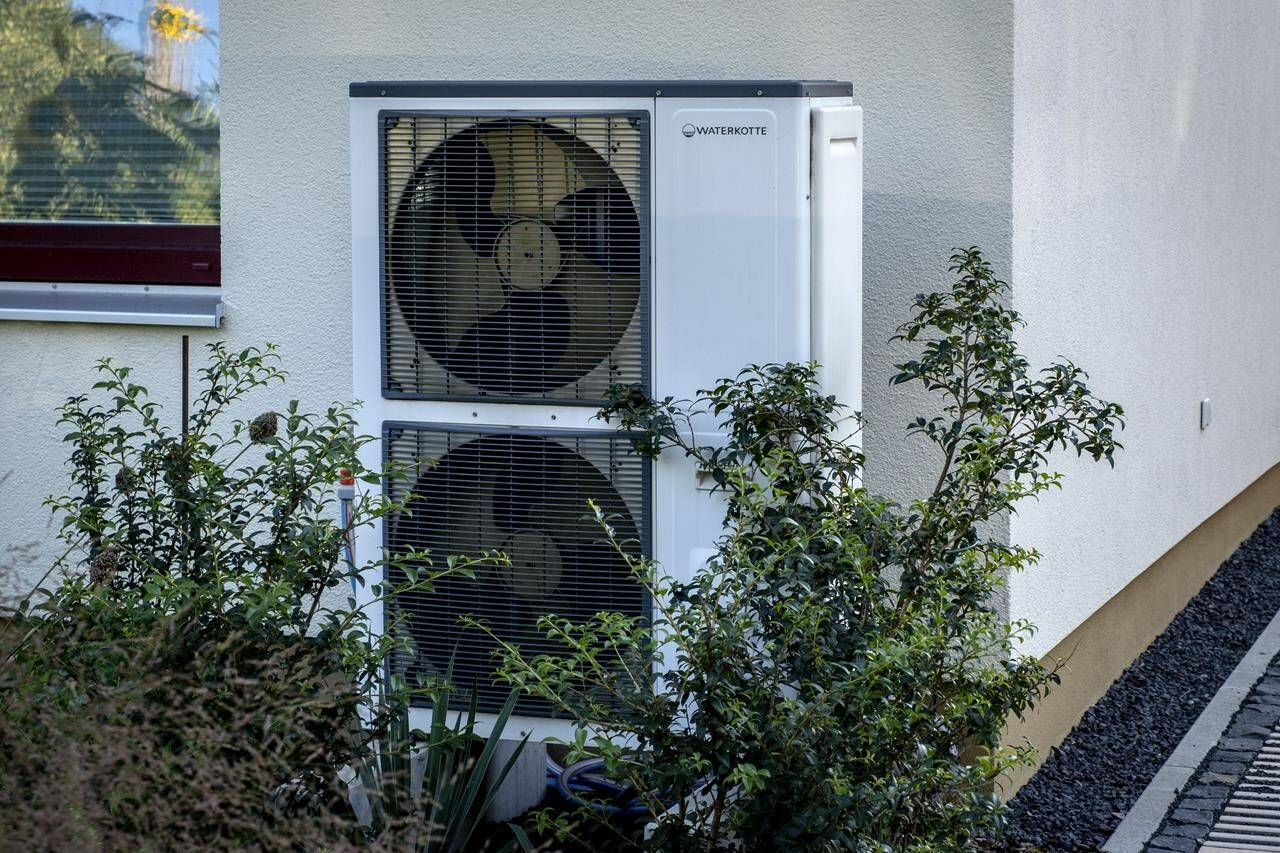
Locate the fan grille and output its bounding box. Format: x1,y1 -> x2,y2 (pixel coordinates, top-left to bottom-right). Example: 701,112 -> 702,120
381,113 -> 649,403
384,423 -> 649,715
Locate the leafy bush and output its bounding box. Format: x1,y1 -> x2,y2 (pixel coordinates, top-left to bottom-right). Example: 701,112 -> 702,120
492,249 -> 1125,850
0,343 -> 521,849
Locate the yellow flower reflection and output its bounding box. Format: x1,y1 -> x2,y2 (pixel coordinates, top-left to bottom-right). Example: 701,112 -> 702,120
149,2 -> 205,43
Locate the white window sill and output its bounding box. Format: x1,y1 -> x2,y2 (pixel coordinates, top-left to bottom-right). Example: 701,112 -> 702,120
0,282 -> 223,328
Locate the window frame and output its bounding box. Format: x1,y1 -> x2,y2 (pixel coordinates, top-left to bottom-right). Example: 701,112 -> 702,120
0,222 -> 219,286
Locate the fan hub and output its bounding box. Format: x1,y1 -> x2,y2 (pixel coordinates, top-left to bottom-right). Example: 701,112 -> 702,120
496,219 -> 562,292
498,528 -> 564,600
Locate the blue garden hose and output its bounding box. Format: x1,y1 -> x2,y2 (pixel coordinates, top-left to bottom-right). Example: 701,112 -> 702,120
546,757 -> 651,816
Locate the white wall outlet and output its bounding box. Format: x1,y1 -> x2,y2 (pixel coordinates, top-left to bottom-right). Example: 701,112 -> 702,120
1201,398 -> 1212,430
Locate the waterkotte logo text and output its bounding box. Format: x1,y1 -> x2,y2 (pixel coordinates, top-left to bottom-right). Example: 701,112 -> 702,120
681,123 -> 769,138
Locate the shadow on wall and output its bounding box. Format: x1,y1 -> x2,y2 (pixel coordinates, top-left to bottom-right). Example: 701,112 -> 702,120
860,190 -> 1013,505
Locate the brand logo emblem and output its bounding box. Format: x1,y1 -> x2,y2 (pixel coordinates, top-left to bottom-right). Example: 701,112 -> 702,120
681,123 -> 696,138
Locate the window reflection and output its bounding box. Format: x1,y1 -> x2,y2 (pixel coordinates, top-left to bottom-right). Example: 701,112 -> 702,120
0,0 -> 219,225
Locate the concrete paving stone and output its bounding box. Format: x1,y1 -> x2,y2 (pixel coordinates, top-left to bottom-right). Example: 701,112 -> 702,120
1161,823 -> 1209,839
1207,761 -> 1248,774
1178,797 -> 1227,812
1181,785 -> 1230,798
1236,711 -> 1280,726
1145,834 -> 1198,852
1217,737 -> 1265,750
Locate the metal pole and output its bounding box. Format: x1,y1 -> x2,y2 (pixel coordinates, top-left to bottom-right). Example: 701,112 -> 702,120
181,334 -> 190,439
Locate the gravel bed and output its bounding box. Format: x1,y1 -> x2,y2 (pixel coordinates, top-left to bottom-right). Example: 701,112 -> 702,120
1000,506 -> 1280,852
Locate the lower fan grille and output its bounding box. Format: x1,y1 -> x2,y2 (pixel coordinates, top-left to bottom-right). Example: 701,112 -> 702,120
383,423 -> 649,716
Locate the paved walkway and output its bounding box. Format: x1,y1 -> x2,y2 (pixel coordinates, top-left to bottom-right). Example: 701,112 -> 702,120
1144,657 -> 1280,852
1101,610 -> 1280,851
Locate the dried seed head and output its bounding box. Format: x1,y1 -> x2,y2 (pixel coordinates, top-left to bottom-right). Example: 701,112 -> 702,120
114,465 -> 137,493
90,545 -> 122,586
249,411 -> 279,444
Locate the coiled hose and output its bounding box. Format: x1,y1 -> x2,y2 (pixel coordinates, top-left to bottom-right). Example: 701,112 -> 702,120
546,756 -> 651,816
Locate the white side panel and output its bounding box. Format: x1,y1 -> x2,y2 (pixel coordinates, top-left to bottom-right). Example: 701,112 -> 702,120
651,98 -> 811,590
349,96 -> 386,647
652,98 -> 811,417
810,104 -> 864,434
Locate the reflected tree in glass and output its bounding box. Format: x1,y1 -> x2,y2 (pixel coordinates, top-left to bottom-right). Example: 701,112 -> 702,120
0,0 -> 219,225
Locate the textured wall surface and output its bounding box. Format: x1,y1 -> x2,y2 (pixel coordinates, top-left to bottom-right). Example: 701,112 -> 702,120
0,0 -> 1016,595
1009,0 -> 1280,656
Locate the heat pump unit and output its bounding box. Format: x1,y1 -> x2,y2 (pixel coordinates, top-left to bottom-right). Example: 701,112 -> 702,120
349,81 -> 862,740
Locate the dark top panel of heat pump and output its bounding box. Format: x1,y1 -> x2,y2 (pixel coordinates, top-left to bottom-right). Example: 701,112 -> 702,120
350,80 -> 853,99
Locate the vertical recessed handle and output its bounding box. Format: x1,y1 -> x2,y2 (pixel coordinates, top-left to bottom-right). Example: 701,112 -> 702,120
810,105 -> 864,446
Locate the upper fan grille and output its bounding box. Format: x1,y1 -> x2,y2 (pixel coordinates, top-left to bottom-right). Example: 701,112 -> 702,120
383,423 -> 649,716
381,113 -> 649,403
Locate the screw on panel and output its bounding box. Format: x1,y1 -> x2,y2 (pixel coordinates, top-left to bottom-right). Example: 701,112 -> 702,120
756,89 -> 763,96
654,90 -> 662,96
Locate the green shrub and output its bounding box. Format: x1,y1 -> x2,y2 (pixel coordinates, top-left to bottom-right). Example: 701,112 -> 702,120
491,248 -> 1125,851
0,343 -> 521,850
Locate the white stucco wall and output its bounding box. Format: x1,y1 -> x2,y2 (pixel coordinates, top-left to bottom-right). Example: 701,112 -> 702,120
1009,1 -> 1280,656
1,1 -> 1015,595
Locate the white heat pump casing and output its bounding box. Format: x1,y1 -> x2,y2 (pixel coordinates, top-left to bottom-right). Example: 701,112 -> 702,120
349,89 -> 862,741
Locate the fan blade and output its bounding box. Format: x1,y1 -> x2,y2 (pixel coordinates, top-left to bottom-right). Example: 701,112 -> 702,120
486,434 -> 566,534
484,435 -> 570,601
508,447 -> 641,601
551,185 -> 642,276
537,253 -> 641,381
483,123 -> 589,220
391,215 -> 506,361
392,124 -> 506,258
448,289 -> 572,396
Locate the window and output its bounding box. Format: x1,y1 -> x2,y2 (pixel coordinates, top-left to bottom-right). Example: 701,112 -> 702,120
0,0 -> 220,323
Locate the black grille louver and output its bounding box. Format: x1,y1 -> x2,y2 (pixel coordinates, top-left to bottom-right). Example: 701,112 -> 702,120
382,114 -> 648,403
384,425 -> 649,715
